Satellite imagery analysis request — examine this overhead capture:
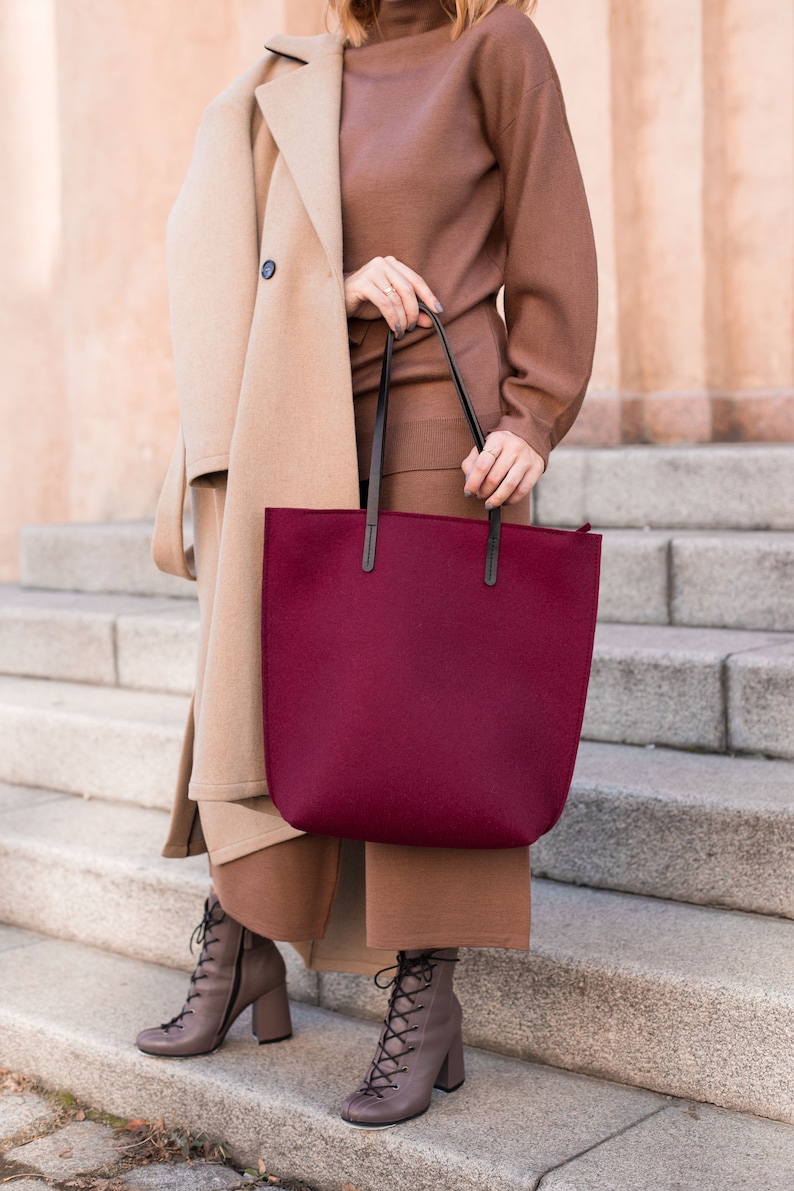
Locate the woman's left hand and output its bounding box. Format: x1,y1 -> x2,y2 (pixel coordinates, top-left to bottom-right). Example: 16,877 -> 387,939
461,431 -> 544,508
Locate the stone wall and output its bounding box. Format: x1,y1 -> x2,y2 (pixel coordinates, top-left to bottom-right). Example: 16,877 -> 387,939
0,0 -> 791,578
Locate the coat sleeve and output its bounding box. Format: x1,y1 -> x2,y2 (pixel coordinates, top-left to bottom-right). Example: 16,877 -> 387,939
492,72 -> 598,467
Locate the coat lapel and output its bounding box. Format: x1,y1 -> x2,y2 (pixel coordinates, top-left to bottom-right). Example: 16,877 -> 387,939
256,34 -> 346,286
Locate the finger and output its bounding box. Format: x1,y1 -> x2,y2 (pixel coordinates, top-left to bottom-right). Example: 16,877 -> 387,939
461,446 -> 479,476
344,271 -> 397,322
357,276 -> 408,336
507,457 -> 542,504
384,256 -> 443,324
344,264 -> 391,319
380,266 -> 421,332
484,461 -> 533,509
463,447 -> 500,497
465,433 -> 522,496
505,463 -> 543,504
472,449 -> 514,501
367,258 -> 411,334
372,269 -> 410,335
472,433 -> 525,497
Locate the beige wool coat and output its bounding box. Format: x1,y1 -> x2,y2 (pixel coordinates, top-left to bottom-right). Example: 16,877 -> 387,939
154,31 -> 365,865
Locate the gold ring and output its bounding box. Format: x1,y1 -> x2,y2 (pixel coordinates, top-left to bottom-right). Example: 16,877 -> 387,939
383,285 -> 397,296
484,448 -> 498,458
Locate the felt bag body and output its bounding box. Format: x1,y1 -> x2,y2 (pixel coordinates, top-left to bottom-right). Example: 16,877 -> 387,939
262,304 -> 601,849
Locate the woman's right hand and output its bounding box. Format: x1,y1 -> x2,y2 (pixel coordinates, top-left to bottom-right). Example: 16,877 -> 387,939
343,255 -> 444,340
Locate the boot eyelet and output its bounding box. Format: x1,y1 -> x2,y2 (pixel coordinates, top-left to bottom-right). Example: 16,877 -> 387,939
400,1066 -> 408,1072
392,1084 -> 399,1090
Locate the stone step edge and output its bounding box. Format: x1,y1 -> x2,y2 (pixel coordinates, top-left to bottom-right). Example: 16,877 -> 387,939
2,841 -> 793,1122
0,786 -> 789,983
0,927 -> 682,1191
4,620 -> 794,797
6,928 -> 793,1191
18,522 -> 195,602
2,741 -> 793,953
533,445 -> 794,531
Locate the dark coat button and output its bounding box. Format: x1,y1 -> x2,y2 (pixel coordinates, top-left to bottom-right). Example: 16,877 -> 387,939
261,259 -> 276,279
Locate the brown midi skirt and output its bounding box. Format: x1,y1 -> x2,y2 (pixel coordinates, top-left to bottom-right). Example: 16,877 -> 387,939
209,466 -> 532,975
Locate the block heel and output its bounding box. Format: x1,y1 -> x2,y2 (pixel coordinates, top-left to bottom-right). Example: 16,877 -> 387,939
252,981 -> 293,1044
434,1030 -> 465,1092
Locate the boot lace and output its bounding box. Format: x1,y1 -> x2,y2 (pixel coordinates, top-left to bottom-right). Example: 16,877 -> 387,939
356,950 -> 458,1099
158,899 -> 226,1032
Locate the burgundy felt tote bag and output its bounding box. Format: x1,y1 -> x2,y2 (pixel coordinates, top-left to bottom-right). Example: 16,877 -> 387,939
261,303 -> 601,850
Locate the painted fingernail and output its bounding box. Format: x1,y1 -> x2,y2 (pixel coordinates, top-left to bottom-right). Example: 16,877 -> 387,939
485,502 -> 494,510
408,322 -> 417,332
464,490 -> 473,499
395,323 -> 402,336
434,301 -> 444,313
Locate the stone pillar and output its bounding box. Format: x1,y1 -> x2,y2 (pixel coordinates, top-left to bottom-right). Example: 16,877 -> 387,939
709,0 -> 794,438
0,0 -> 67,579
547,0 -> 794,445
613,0 -> 710,439
533,0 -> 621,443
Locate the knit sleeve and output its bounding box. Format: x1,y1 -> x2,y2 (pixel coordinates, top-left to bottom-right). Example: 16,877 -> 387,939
492,72 -> 598,467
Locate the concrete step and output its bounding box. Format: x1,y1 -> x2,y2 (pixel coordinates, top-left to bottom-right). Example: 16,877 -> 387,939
0,676 -> 189,810
0,783 -> 208,968
8,933 -> 794,1191
0,782 -> 318,1004
2,597 -> 794,757
597,529 -> 794,630
0,585 -> 199,693
536,444 -> 794,530
1,732 -> 790,966
585,623 -> 794,756
0,906 -> 791,1153
18,519 -> 794,632
19,521 -> 195,599
535,742 -> 794,918
0,791 -> 790,1122
320,881 -> 794,1123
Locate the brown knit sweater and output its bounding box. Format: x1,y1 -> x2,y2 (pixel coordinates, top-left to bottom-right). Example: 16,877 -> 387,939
341,0 -> 598,477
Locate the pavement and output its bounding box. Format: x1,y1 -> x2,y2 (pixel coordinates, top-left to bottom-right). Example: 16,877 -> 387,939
0,1071 -> 310,1191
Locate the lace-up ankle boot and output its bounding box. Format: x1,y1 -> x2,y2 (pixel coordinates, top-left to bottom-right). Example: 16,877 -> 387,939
136,892 -> 292,1057
341,947 -> 463,1127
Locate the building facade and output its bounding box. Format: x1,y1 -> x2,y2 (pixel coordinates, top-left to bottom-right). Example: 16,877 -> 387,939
0,0 -> 791,578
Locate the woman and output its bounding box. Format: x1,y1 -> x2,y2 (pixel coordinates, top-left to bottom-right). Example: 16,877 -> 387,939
138,0 -> 597,1128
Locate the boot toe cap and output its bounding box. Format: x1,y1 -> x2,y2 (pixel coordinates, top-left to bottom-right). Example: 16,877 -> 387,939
135,1025 -> 183,1056
340,1089 -> 416,1128
340,1090 -> 381,1124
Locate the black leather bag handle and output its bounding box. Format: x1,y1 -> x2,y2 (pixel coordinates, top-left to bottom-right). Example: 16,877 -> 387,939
362,300 -> 501,586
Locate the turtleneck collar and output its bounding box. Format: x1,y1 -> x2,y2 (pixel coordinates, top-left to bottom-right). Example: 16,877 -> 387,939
366,0 -> 454,44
